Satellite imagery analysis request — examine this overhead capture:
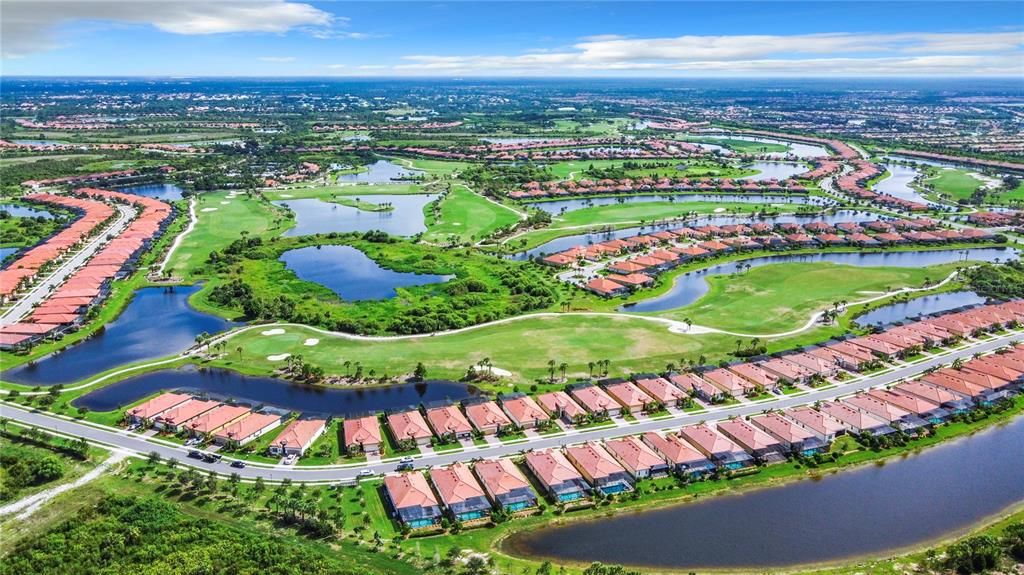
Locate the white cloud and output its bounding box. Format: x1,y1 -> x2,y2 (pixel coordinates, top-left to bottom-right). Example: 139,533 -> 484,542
2,0 -> 335,58
325,63 -> 347,69
392,30 -> 1024,76
259,56 -> 297,63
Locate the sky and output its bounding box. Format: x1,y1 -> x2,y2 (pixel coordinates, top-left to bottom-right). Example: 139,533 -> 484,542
2,1 -> 1023,77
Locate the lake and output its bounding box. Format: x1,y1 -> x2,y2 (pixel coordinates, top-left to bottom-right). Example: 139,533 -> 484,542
624,247 -> 1019,312
2,285 -> 238,386
0,203 -> 56,218
336,160 -> 423,184
279,244 -> 453,301
853,291 -> 989,327
117,182 -> 187,201
739,161 -> 808,181
506,416 -> 1024,570
518,209 -> 884,258
72,365 -> 477,416
525,193 -> 830,215
274,194 -> 438,236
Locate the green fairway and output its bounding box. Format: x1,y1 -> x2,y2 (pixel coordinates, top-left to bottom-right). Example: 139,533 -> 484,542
262,182 -> 429,200
215,314 -> 745,384
542,158 -> 756,180
166,191 -> 290,279
926,168 -> 985,201
679,136 -> 789,154
422,184 -> 522,243
386,156 -> 471,176
654,261 -> 964,333
0,154 -> 103,166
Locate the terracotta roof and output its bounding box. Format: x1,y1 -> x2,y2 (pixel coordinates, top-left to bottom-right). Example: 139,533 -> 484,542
385,473 -> 439,510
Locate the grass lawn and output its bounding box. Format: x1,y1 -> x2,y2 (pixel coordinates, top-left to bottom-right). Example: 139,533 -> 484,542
926,168 -> 984,201
385,156 -> 472,177
212,314 -> 751,384
422,184 -> 521,244
166,191 -> 291,280
0,153 -> 104,166
542,158 -> 756,181
654,260 -> 964,334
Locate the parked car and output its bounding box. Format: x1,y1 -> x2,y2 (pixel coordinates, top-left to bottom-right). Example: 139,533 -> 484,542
396,462 -> 414,471
283,454 -> 298,465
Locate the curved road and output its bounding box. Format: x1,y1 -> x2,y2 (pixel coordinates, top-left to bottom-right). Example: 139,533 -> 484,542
1,330 -> 1019,484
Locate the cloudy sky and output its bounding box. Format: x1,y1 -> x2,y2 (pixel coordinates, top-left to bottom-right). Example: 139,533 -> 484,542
3,1 -> 1023,77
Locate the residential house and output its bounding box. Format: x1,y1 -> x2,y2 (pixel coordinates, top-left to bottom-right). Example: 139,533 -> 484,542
669,373 -> 725,402
383,473 -> 442,528
867,389 -> 950,424
187,404 -> 251,438
843,394 -> 928,432
387,409 -> 434,448
536,391 -> 587,424
126,392 -> 192,425
429,463 -> 492,522
784,406 -> 849,443
633,375 -> 688,407
500,394 -> 551,429
569,383 -> 621,417
818,401 -> 895,435
603,379 -> 656,414
640,432 -> 715,476
474,458 -> 537,512
464,400 -> 514,435
524,449 -> 590,503
604,435 -> 670,479
678,424 -> 754,470
214,412 -> 281,446
272,418 -> 329,456
565,442 -> 634,494
152,399 -> 220,432
750,412 -> 827,454
717,419 -> 788,463
425,404 -> 474,441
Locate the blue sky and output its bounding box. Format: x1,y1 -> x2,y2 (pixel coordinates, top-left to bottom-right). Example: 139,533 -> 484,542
3,1 -> 1023,76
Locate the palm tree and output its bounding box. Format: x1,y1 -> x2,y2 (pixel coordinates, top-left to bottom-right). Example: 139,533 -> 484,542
547,359 -> 556,383
587,361 -> 595,378
236,346 -> 243,359
559,362 -> 568,381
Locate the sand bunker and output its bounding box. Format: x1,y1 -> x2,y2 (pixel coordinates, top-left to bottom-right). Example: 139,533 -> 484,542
485,366 -> 512,377
267,353 -> 291,361
220,201 -> 230,205
279,194 -> 294,198
303,338 -> 320,346
261,328 -> 285,336
200,207 -> 218,212
713,207 -> 726,213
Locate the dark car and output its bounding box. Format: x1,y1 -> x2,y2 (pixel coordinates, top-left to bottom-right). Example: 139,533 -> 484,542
230,460 -> 246,469
187,450 -> 202,459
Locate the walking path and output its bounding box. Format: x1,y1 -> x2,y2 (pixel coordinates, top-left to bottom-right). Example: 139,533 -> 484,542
157,195 -> 195,275
0,451 -> 128,521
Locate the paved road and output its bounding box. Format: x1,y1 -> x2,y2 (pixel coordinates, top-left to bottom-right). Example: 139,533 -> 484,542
1,203 -> 136,324
1,331 -> 1019,484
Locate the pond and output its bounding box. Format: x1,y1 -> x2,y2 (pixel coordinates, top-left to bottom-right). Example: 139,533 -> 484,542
624,247 -> 1018,313
722,135 -> 830,159
116,182 -> 187,201
739,161 -> 808,181
506,416 -> 1024,570
11,139 -> 65,147
279,245 -> 453,301
0,203 -> 56,218
0,247 -> 18,261
517,209 -> 884,258
872,164 -> 936,206
853,290 -> 989,327
274,194 -> 438,237
525,194 -> 831,215
336,160 -> 423,184
72,365 -> 477,416
2,285 -> 239,386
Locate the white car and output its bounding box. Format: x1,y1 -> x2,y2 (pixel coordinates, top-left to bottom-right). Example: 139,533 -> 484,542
283,454 -> 298,465
357,469 -> 373,478
399,456 -> 415,464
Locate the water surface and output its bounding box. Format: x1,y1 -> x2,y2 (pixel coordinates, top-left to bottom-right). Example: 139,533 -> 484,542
117,183 -> 186,201
280,244 -> 453,301
2,285 -> 238,386
0,203 -> 56,218
854,291 -> 988,327
274,194 -> 437,237
72,365 -> 476,416
526,194 -> 828,215
336,160 -> 423,184
507,416 -> 1024,570
739,161 -> 807,181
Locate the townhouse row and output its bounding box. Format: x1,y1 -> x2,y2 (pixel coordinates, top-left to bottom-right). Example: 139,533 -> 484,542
383,342 -> 1023,530
836,161 -> 929,212
1,188 -> 174,349
509,175 -> 812,200
125,392 -> 328,455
